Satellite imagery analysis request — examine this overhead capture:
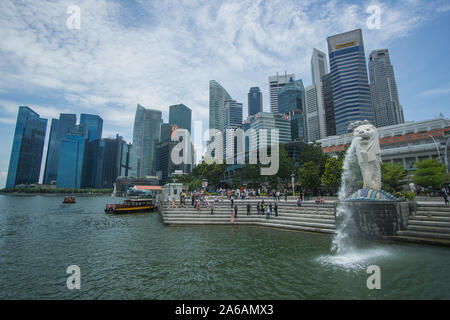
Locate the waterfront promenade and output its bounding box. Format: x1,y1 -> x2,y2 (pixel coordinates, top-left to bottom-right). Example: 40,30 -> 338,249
160,198 -> 450,247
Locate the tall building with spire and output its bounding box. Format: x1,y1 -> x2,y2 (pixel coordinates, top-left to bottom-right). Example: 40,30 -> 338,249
369,49 -> 404,127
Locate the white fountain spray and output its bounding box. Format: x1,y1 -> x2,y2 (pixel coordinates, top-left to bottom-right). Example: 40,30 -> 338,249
331,138 -> 360,254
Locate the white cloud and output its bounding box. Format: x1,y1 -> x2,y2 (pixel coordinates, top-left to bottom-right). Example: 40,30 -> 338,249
419,85 -> 450,98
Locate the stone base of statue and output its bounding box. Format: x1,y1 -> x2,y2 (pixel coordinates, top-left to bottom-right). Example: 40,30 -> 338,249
341,189 -> 401,240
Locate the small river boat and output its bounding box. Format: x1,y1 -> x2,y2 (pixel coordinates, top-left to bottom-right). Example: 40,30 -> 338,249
63,196 -> 76,204
104,198 -> 156,214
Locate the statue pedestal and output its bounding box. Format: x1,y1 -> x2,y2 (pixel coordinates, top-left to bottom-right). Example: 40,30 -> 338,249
344,201 -> 401,240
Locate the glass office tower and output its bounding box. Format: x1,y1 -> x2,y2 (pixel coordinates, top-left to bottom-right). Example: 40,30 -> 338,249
248,87 -> 263,116
130,104 -> 162,178
80,114 -> 104,188
6,106 -> 47,188
169,104 -> 192,135
56,125 -> 88,189
43,113 -> 77,184
327,29 -> 375,134
278,78 -> 307,142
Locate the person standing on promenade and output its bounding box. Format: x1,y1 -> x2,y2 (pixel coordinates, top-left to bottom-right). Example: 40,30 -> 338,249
442,186 -> 449,205
256,202 -> 261,215
230,207 -> 235,223
234,204 -> 238,219
297,196 -> 302,212
266,203 -> 271,219
284,189 -> 288,201
196,199 -> 201,211
247,203 -> 251,216
172,197 -> 176,208
274,203 -> 278,217
210,202 -> 215,215
231,196 -> 234,208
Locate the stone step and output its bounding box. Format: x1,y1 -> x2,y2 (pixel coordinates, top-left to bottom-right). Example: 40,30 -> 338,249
406,224 -> 450,234
163,217 -> 336,229
408,219 -> 450,228
164,220 -> 335,234
384,235 -> 450,247
415,211 -> 450,217
397,230 -> 450,240
408,216 -> 450,223
163,208 -> 335,214
163,213 -> 335,223
416,206 -> 450,212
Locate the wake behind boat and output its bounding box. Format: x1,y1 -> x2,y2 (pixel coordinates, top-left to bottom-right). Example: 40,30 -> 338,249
104,198 -> 156,214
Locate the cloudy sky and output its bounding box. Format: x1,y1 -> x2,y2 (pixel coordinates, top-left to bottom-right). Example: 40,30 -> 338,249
0,0 -> 449,187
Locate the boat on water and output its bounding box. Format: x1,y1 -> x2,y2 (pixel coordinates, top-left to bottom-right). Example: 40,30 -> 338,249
104,198 -> 156,214
63,196 -> 76,204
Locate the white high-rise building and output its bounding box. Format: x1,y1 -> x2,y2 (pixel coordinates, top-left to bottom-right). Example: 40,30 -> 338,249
305,49 -> 329,141
269,72 -> 295,113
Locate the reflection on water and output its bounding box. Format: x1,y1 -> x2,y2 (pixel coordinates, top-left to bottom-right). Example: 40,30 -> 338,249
0,195 -> 449,300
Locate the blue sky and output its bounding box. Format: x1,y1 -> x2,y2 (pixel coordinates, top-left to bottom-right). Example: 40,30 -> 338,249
0,0 -> 449,188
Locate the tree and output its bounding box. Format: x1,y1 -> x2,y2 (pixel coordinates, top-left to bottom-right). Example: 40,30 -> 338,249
321,157 -> 343,193
413,159 -> 447,190
298,161 -> 321,192
299,142 -> 329,177
381,162 -> 408,193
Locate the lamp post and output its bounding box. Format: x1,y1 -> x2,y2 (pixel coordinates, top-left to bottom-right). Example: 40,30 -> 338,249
429,135 -> 442,162
445,136 -> 450,173
291,172 -> 295,198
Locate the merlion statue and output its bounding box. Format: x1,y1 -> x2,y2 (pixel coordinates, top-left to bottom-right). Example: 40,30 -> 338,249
351,120 -> 381,190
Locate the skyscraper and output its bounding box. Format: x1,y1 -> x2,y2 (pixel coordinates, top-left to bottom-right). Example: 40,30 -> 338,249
130,104 -> 162,178
209,80 -> 232,133
223,99 -> 243,162
322,73 -> 337,137
248,87 -> 263,116
369,49 -> 404,127
43,113 -> 77,184
269,72 -> 295,113
80,114 -> 104,188
169,104 -> 192,134
224,99 -> 243,128
6,106 -> 47,188
306,49 -> 329,141
278,78 -> 307,142
101,135 -> 131,188
56,124 -> 88,189
327,29 -> 375,134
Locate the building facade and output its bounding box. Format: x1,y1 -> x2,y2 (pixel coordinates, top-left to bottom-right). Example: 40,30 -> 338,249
277,78 -> 307,142
327,29 -> 375,135
56,124 -> 88,189
169,104 -> 192,134
209,80 -> 232,133
369,49 -> 404,127
6,106 -> 47,188
248,87 -> 263,116
306,48 -> 329,141
101,135 -> 132,188
245,112 -> 292,151
80,114 -> 104,189
269,72 -> 295,113
43,113 -> 77,185
322,72 -> 337,137
130,104 -> 162,178
318,117 -> 450,170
